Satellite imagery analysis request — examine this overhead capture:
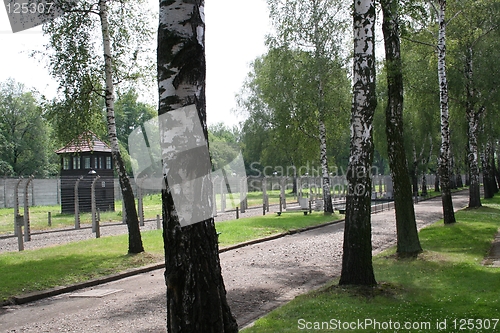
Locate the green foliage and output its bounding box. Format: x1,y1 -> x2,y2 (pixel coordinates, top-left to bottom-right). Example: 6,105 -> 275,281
238,47 -> 350,176
395,0 -> 500,179
208,123 -> 241,171
114,88 -> 156,151
39,0 -> 155,145
237,0 -> 351,177
0,79 -> 59,177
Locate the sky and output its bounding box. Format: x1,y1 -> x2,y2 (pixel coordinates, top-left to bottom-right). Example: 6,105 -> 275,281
0,0 -> 271,127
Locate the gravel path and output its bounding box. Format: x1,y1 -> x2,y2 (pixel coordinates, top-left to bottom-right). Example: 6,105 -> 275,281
0,192 -> 470,332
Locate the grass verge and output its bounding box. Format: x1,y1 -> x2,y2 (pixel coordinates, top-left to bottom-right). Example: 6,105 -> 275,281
216,212 -> 340,247
0,211 -> 340,303
242,197 -> 500,333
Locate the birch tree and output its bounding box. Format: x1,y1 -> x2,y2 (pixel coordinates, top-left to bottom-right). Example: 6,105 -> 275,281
157,1 -> 238,331
435,0 -> 456,224
450,0 -> 500,207
98,0 -> 144,253
237,47 -> 350,183
267,0 -> 350,213
339,0 -> 377,286
41,0 -> 153,253
381,0 -> 422,256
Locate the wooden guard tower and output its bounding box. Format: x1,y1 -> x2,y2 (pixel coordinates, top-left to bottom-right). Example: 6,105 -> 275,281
56,132 -> 115,214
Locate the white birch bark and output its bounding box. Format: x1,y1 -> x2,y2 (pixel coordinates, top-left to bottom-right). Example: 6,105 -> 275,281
158,1 -> 237,331
465,46 -> 483,208
99,0 -> 144,253
339,0 -> 377,286
436,0 -> 456,224
319,118 -> 333,212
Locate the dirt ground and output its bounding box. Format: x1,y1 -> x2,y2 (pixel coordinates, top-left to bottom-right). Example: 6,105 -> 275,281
0,192 -> 474,332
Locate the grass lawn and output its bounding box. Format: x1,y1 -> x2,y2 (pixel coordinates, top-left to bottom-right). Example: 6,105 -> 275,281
216,212 -> 340,247
242,197 -> 500,333
0,210 -> 340,303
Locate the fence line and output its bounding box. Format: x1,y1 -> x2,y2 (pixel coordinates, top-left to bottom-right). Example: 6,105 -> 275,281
0,174 -> 469,210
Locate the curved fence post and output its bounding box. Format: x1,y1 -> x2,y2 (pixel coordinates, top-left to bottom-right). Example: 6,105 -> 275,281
91,175 -> 101,233
23,175 -> 34,242
13,177 -> 23,236
74,176 -> 83,229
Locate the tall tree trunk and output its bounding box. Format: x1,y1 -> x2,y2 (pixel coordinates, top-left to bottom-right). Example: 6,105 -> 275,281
434,170 -> 440,192
339,0 -> 377,286
381,0 -> 422,257
312,0 -> 333,214
482,146 -> 495,199
158,1 -> 238,332
99,0 -> 144,254
489,142 -> 498,193
422,173 -> 428,196
496,146 -> 500,190
436,0 -> 456,224
319,119 -> 333,214
456,173 -> 463,188
411,146 -> 419,196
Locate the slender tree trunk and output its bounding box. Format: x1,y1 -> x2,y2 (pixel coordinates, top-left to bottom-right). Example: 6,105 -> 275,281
339,0 -> 377,286
436,0 -> 456,224
312,0 -> 333,214
496,146 -> 500,190
489,142 -> 498,193
434,170 -> 440,192
422,173 -> 428,196
411,152 -> 419,196
99,0 -> 144,254
456,173 -> 463,188
482,147 -> 494,199
158,1 -> 238,332
319,119 -> 333,213
450,160 -> 457,189
381,0 -> 422,257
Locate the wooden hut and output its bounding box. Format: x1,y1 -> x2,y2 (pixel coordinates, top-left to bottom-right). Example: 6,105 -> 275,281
56,132 -> 115,214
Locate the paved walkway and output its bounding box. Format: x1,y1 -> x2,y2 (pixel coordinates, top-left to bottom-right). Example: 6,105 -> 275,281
0,191 -> 485,332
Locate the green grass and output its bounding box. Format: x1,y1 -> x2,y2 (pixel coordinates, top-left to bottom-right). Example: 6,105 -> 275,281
243,197 -> 500,333
216,212 -> 341,247
0,230 -> 165,302
0,210 -> 340,302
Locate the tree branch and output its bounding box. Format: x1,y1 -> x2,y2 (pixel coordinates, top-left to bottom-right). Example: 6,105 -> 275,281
401,36 -> 436,48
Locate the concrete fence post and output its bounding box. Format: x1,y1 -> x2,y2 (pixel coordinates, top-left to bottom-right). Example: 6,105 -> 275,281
74,176 -> 83,230
91,175 -> 100,233
13,177 -> 22,236
23,175 -> 34,242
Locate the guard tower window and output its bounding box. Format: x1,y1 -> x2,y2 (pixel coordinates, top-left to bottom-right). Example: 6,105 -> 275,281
84,157 -> 91,169
73,156 -> 81,170
63,156 -> 70,170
